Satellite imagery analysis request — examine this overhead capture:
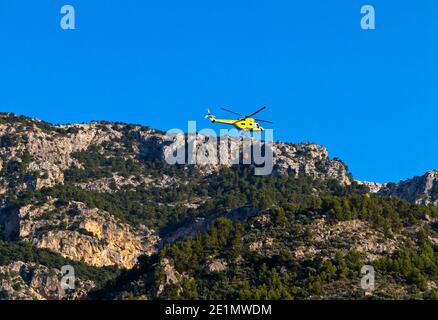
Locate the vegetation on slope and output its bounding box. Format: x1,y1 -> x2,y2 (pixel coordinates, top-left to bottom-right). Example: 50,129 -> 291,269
1,116 -> 438,300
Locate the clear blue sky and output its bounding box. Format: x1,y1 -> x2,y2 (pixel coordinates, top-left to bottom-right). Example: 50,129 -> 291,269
0,0 -> 437,183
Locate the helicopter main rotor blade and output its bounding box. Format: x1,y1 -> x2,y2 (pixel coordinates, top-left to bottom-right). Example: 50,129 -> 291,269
246,106 -> 266,118
254,118 -> 274,124
221,108 -> 244,117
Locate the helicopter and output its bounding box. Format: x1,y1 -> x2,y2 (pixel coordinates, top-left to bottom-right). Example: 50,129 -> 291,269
205,106 -> 273,132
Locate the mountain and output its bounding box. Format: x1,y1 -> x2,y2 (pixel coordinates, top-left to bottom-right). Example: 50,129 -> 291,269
378,171 -> 438,206
1,112 -> 438,300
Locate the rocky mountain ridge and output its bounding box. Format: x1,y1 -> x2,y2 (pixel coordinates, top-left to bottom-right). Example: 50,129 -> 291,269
357,170 -> 438,206
377,171 -> 438,206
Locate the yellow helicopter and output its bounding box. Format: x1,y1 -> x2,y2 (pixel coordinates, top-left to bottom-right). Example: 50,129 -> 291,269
205,106 -> 273,131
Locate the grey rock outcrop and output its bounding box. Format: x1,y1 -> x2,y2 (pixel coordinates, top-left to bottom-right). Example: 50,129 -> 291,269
1,114 -> 352,197
379,171 -> 438,206
1,200 -> 158,268
0,261 -> 93,300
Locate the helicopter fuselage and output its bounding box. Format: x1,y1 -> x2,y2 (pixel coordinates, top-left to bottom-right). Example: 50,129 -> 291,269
207,115 -> 264,131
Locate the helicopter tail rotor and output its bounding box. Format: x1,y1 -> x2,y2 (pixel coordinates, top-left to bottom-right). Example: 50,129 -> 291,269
205,109 -> 216,122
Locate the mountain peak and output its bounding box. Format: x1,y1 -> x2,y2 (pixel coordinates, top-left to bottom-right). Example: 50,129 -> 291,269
379,170 -> 438,205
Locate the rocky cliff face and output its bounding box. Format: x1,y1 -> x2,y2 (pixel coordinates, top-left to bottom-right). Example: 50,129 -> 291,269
0,114 -> 156,194
272,142 -> 351,183
161,131 -> 352,183
378,171 -> 438,206
2,200 -> 158,268
0,113 -> 351,196
0,261 -> 93,300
